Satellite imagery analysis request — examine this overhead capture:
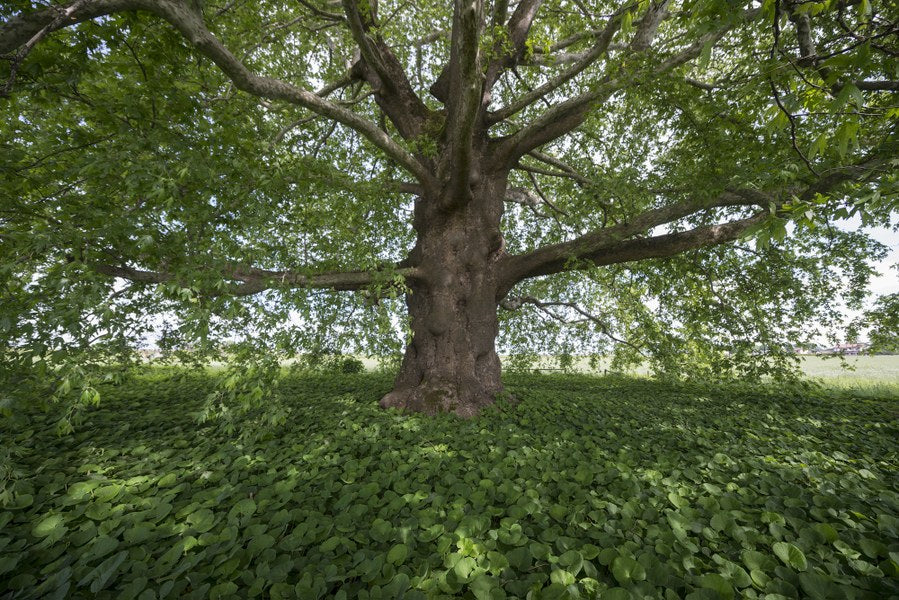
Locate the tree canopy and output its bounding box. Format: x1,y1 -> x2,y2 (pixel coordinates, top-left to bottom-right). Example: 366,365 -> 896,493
1,0 -> 896,418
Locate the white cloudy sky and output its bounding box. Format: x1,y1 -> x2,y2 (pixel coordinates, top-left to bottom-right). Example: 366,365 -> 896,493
845,215 -> 898,298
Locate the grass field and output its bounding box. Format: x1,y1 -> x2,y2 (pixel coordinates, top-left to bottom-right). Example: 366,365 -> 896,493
516,355 -> 899,389
1,372 -> 897,599
797,355 -> 899,383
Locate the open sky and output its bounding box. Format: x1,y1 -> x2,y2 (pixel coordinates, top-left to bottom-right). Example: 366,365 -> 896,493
866,224 -> 899,297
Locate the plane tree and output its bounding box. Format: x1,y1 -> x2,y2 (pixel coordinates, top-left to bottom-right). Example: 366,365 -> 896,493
1,0 -> 896,418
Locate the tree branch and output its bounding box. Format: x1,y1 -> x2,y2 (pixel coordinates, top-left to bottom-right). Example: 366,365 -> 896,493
442,0 -> 485,203
495,9 -> 760,165
93,261 -> 421,295
488,7 -> 625,123
340,0 -> 433,139
504,212 -> 768,285
528,151 -> 592,186
499,188 -> 772,287
0,0 -> 140,55
483,0 -> 544,103
630,0 -> 670,51
297,0 -> 344,22
500,152 -> 890,287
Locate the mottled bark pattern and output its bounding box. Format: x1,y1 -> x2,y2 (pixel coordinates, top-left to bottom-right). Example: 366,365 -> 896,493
380,161 -> 509,417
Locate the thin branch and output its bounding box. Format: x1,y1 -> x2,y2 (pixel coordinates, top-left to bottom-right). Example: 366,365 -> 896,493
500,295 -> 643,350
525,170 -> 569,216
769,78 -> 819,175
685,77 -> 715,91
488,6 -> 626,123
505,187 -> 551,218
297,0 -> 343,22
529,151 -> 592,186
495,9 -> 760,165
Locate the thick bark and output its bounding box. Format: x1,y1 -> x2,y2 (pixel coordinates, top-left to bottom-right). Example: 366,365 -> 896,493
379,171 -> 509,417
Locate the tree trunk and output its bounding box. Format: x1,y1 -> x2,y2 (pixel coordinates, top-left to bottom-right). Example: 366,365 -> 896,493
379,175 -> 508,417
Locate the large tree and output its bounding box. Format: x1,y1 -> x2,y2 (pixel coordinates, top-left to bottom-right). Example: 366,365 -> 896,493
1,0 -> 896,417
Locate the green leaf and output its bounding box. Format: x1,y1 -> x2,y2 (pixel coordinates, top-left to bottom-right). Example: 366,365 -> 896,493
859,537 -> 886,559
550,568 -> 575,586
772,542 -> 807,571
453,556 -> 477,581
387,543 -> 408,565
32,514 -> 66,539
248,533 -> 275,554
601,588 -> 633,600
697,573 -> 734,600
798,572 -> 832,599
88,550 -> 128,593
228,498 -> 256,521
469,574 -> 499,600
156,473 -> 177,488
124,524 -> 154,544
699,40 -> 713,70
119,577 -> 148,600
611,555 -> 646,585
210,581 -> 239,600
370,518 -> 393,543
187,508 -> 215,533
88,535 -> 120,559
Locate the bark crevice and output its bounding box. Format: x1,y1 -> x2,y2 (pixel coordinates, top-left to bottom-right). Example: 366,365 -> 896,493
380,179 -> 507,418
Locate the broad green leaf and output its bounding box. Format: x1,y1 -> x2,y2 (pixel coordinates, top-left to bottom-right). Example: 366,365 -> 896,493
387,543 -> 408,565
772,542 -> 807,571
32,514 -> 66,539
697,573 -> 734,600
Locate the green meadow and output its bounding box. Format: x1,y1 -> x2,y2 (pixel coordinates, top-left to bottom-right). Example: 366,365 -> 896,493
1,371 -> 897,599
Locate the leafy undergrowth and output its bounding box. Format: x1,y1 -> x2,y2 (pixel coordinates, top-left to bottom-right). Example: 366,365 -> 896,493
1,373 -> 897,600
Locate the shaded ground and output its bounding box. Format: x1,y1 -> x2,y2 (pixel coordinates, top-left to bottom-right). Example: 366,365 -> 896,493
1,372 -> 897,599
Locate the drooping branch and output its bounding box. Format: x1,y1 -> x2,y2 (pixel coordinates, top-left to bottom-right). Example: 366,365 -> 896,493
0,0 -> 434,185
500,295 -> 642,350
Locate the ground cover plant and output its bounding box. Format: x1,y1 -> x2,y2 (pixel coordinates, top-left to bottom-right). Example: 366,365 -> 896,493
2,372 -> 897,599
